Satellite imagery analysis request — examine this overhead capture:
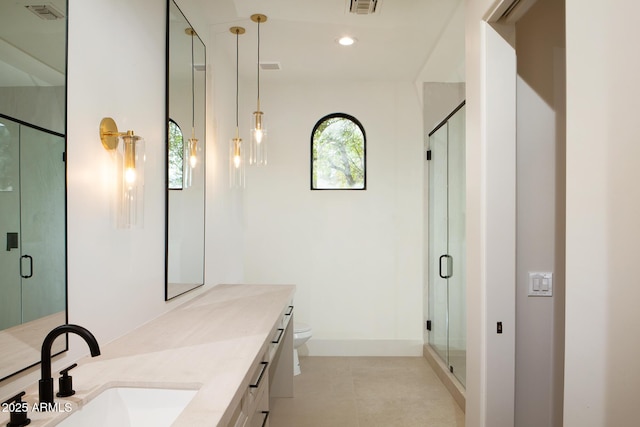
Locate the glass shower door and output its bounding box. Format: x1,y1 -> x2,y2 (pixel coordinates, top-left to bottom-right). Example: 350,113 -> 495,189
428,123 -> 449,363
446,105 -> 466,385
0,116 -> 65,329
20,126 -> 66,323
0,118 -> 22,330
428,103 -> 466,386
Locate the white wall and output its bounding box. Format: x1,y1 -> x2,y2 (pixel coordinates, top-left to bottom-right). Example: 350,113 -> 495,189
416,0 -> 466,87
205,28 -> 246,285
241,80 -> 424,356
515,1 -> 565,425
564,0 -> 640,425
465,0 -> 518,425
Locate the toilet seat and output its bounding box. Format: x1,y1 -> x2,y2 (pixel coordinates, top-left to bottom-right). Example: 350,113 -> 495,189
294,322 -> 311,334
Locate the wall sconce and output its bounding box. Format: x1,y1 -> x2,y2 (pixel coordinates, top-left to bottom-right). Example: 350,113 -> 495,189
99,117 -> 145,228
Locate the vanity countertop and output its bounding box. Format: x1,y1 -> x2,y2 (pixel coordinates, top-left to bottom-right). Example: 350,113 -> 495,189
1,284 -> 295,427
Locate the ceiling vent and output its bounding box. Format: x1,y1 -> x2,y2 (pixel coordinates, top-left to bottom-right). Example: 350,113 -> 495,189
25,4 -> 65,20
260,62 -> 281,71
349,0 -> 380,15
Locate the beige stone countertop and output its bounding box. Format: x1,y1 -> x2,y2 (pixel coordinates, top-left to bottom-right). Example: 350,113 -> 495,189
0,284 -> 296,426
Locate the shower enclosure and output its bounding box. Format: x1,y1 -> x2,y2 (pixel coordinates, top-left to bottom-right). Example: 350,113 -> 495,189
428,101 -> 466,386
0,114 -> 66,331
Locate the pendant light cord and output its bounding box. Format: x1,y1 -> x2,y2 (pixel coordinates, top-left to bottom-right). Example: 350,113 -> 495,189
257,18 -> 260,110
190,30 -> 195,134
235,30 -> 239,132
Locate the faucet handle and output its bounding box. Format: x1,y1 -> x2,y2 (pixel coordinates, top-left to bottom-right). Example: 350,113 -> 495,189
56,363 -> 77,398
1,391 -> 31,427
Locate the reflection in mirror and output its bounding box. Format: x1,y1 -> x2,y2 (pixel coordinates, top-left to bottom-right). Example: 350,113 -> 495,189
0,1 -> 67,381
166,0 -> 206,300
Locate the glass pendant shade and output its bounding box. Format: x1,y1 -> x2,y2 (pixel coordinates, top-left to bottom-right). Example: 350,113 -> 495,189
118,132 -> 145,229
250,110 -> 267,165
249,13 -> 268,166
229,135 -> 245,188
183,134 -> 198,188
183,27 -> 199,189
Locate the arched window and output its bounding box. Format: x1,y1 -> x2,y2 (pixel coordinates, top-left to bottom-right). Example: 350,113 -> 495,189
311,113 -> 366,190
168,119 -> 184,189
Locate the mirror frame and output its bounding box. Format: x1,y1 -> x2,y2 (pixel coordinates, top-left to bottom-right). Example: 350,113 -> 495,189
164,0 -> 206,301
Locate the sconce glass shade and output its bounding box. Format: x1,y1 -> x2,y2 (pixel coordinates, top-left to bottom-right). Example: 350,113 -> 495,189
250,111 -> 267,165
118,133 -> 145,229
183,136 -> 198,188
229,136 -> 245,188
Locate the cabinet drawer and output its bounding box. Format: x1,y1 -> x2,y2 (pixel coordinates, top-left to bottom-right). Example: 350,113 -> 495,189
249,410 -> 269,427
269,304 -> 293,360
229,396 -> 247,427
248,383 -> 269,427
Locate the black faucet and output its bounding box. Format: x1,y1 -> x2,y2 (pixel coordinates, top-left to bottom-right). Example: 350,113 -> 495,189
39,324 -> 101,408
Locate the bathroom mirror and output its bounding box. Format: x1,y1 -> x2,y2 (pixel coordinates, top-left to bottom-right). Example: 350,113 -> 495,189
0,0 -> 67,381
165,0 -> 206,300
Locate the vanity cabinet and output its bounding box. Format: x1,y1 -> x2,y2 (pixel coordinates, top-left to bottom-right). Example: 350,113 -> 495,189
226,301 -> 294,427
0,285 -> 295,427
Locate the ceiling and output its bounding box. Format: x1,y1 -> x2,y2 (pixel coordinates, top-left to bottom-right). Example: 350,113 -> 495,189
0,0 -> 464,87
182,0 -> 464,83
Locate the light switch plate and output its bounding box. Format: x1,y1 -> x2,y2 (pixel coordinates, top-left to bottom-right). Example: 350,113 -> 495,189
528,272 -> 553,297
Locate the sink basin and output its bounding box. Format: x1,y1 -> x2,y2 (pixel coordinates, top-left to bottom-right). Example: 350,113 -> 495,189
56,387 -> 198,427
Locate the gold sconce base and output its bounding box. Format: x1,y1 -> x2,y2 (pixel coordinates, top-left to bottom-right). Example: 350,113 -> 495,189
230,26 -> 245,35
100,117 -> 120,150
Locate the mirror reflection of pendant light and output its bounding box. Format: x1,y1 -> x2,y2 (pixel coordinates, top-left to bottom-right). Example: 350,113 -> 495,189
229,26 -> 245,188
184,27 -> 199,188
249,14 -> 267,166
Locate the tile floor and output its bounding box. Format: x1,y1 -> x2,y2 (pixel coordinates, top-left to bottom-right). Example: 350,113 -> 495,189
270,356 -> 465,427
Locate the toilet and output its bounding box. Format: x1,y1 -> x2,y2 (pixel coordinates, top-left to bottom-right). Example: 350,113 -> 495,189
293,322 -> 312,375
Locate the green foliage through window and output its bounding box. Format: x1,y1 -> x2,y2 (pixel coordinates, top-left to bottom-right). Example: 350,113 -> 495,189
311,113 -> 366,190
168,119 -> 183,190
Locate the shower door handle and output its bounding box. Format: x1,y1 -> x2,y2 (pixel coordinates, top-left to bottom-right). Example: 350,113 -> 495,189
439,255 -> 452,279
20,255 -> 33,278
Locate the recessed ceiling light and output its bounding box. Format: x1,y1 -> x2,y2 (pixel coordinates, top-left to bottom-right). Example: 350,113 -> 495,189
337,36 -> 356,46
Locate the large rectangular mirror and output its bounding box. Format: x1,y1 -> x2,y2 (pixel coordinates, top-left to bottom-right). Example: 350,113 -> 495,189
165,0 -> 206,300
0,0 -> 67,381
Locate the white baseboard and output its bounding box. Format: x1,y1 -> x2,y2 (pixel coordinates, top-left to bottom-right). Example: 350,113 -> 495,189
303,339 -> 423,357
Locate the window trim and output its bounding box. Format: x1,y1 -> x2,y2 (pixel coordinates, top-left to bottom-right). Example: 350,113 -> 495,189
168,118 -> 184,190
310,112 -> 367,191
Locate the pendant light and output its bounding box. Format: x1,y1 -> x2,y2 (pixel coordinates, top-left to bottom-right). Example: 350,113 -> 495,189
184,27 -> 198,188
229,26 -> 245,188
249,14 -> 267,165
